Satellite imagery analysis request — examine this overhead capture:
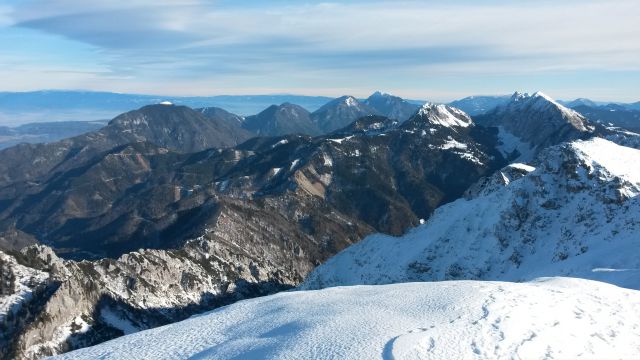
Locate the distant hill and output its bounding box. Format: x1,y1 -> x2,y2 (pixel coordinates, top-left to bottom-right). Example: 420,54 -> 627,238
0,120 -> 109,149
0,90 -> 334,126
243,103 -> 321,136
572,104 -> 640,132
310,96 -> 380,132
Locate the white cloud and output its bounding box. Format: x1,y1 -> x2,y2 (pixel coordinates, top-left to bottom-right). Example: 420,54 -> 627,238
1,0 -> 639,100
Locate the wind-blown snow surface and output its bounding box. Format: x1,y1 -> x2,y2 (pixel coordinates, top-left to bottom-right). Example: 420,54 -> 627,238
303,138 -> 640,290
53,278 -> 640,360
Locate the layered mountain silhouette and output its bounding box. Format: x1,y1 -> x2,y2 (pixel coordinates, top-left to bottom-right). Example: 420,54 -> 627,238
242,103 -> 321,136
0,90 -> 637,359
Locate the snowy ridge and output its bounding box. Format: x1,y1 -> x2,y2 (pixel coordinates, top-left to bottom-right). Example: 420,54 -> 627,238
344,96 -> 357,107
303,138 -> 640,290
54,278 -> 640,360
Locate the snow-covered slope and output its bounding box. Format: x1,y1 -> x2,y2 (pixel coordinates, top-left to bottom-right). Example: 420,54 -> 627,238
303,138 -> 640,290
54,278 -> 640,360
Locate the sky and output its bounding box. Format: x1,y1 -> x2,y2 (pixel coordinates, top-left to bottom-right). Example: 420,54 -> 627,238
0,0 -> 638,102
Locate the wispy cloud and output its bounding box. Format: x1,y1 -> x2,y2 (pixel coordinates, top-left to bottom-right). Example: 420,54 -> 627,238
1,0 -> 639,101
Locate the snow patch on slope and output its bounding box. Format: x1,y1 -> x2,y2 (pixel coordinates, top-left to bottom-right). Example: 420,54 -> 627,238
440,138 -> 468,150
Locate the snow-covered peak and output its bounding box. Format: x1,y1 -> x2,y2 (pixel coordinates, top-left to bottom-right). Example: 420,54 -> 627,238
502,91 -> 587,130
344,96 -> 358,107
532,91 -> 553,101
509,91 -> 556,105
370,91 -> 386,97
417,103 -> 473,128
159,101 -> 173,106
510,91 -> 527,101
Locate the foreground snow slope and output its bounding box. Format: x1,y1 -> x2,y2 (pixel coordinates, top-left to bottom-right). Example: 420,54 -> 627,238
303,138 -> 640,290
54,278 -> 640,360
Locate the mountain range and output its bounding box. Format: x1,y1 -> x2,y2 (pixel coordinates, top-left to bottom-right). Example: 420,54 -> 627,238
0,91 -> 338,125
0,93 -> 507,358
572,103 -> 640,132
0,89 -> 639,359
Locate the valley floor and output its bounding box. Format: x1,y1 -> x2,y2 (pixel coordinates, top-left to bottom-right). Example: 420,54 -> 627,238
54,277 -> 640,360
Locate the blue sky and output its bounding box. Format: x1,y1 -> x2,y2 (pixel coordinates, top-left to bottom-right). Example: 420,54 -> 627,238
0,0 -> 638,102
